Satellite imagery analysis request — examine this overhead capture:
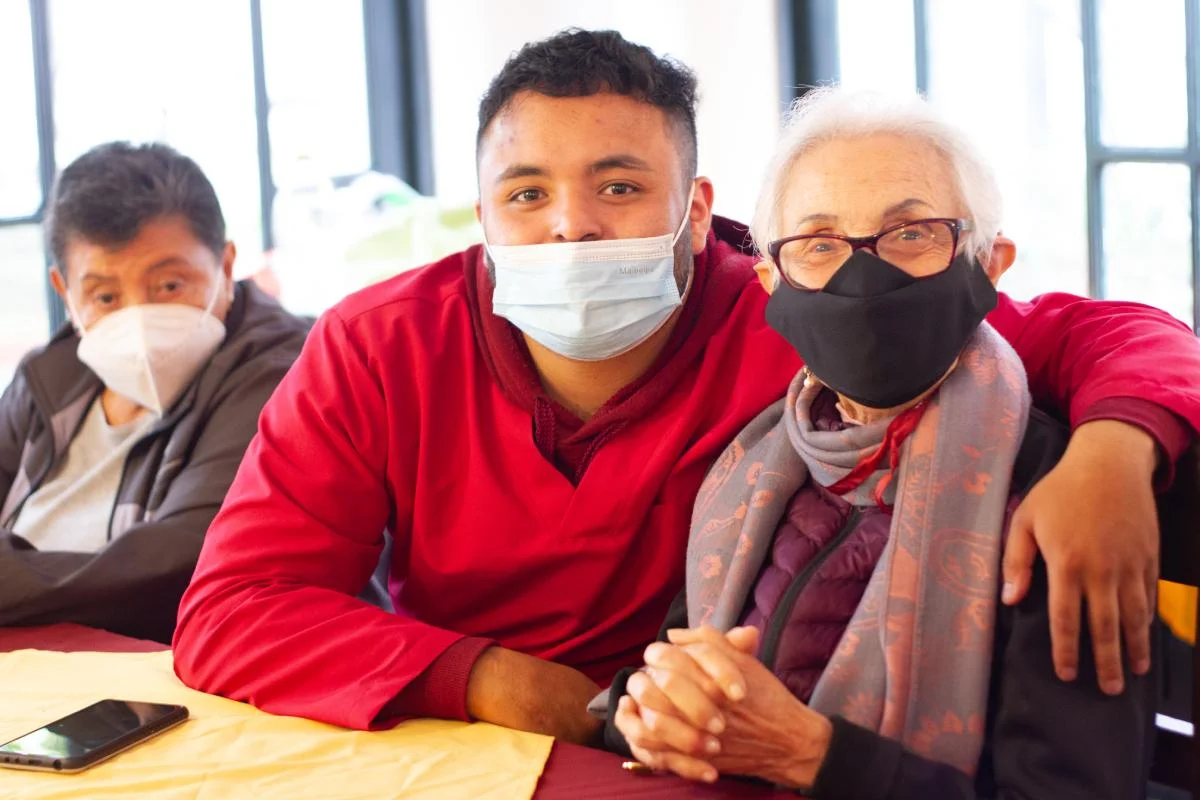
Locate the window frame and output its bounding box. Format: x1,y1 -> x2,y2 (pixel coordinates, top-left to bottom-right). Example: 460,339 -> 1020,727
2,0 -> 434,342
1080,0 -> 1200,331
807,0 -> 1200,331
0,0 -> 62,330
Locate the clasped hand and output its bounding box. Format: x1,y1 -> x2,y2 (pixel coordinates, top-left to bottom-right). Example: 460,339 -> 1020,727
613,626 -> 832,789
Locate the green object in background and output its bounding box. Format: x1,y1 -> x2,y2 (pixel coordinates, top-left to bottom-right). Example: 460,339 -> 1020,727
343,176 -> 482,287
267,170 -> 483,315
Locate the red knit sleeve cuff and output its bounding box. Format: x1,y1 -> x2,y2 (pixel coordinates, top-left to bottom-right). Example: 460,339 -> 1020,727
1078,397 -> 1196,490
373,637 -> 495,726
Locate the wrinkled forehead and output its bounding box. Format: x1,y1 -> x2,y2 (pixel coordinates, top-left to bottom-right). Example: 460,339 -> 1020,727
777,133 -> 963,235
65,249 -> 217,295
61,217 -> 222,285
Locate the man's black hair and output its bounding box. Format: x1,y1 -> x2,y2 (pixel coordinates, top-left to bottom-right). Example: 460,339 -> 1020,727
477,28 -> 699,178
48,141 -> 226,273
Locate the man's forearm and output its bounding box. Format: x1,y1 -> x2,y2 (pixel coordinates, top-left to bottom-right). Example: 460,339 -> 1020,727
1068,419 -> 1158,475
466,645 -> 604,744
1077,398 -> 1195,488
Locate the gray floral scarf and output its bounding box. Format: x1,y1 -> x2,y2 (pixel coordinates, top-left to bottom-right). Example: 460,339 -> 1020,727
687,324 -> 1030,774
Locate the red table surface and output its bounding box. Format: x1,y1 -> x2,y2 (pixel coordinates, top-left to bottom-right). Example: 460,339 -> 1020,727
0,624 -> 794,798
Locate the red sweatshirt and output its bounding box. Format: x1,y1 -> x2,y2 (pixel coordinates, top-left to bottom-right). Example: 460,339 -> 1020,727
173,219 -> 1199,731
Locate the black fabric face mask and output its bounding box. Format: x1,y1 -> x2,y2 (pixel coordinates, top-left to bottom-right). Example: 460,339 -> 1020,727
765,249 -> 998,409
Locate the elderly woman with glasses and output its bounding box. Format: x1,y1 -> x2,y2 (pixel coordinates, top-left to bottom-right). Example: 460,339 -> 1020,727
604,88 -> 1156,799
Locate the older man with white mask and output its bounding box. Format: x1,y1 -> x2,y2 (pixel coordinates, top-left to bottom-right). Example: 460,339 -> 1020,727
0,142 -> 309,642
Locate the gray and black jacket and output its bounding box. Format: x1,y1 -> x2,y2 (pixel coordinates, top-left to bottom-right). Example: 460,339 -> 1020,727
0,281 -> 310,642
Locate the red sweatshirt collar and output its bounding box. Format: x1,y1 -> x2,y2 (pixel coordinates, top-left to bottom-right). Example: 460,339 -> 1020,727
464,218 -> 758,482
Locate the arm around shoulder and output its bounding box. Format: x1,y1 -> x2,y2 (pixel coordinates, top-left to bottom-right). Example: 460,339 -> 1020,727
988,291 -> 1200,432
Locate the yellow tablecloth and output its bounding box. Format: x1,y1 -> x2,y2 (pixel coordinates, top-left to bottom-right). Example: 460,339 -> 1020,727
0,650 -> 553,800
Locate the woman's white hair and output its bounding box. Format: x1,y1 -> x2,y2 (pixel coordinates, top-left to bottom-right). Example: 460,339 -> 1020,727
751,86 -> 1003,265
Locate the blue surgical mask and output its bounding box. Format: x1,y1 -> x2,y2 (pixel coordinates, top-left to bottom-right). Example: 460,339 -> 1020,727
484,185 -> 695,362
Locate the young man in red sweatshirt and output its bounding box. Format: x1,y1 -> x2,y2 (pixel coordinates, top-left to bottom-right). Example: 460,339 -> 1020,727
174,29 -> 1200,745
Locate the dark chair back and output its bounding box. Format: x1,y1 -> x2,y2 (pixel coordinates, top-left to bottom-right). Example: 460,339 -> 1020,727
1152,442 -> 1200,796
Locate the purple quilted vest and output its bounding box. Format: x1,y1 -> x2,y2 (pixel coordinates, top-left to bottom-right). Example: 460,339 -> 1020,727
736,389 -> 1048,705
739,484 -> 891,702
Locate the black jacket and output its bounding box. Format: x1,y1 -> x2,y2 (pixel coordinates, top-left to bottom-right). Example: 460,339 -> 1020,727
0,282 -> 310,642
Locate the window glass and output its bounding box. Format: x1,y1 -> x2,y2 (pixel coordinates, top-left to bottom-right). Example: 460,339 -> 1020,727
260,0 -> 371,184
836,0 -> 917,93
925,0 -> 1089,300
49,0 -> 264,257
0,0 -> 42,219
1097,0 -> 1188,149
1101,162 -> 1193,325
0,225 -> 51,391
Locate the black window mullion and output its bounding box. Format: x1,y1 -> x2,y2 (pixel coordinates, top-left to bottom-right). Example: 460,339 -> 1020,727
29,0 -> 54,218
28,0 -> 63,330
0,215 -> 42,229
1091,147 -> 1191,162
913,0 -> 929,95
1081,0 -> 1105,300
776,0 -> 840,108
1186,0 -> 1200,330
1191,165 -> 1200,332
249,0 -> 275,252
362,0 -> 435,195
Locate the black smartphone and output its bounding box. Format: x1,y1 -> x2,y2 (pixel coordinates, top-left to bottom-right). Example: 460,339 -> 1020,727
0,699 -> 188,773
